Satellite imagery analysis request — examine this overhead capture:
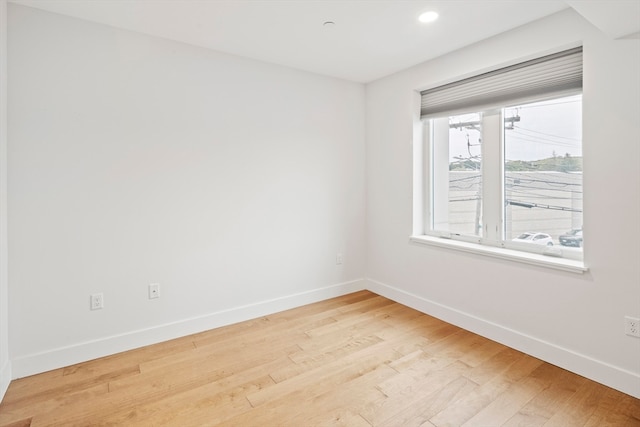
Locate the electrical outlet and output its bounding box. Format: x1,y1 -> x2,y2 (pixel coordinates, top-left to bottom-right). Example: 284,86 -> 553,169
90,293 -> 104,310
149,283 -> 160,299
624,316 -> 640,338
336,253 -> 343,265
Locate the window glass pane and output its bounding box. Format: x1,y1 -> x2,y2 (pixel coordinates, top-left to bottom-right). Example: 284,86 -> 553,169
432,113 -> 483,236
504,95 -> 582,250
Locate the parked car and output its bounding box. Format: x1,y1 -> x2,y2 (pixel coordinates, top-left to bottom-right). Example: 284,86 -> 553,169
512,232 -> 553,246
559,228 -> 583,247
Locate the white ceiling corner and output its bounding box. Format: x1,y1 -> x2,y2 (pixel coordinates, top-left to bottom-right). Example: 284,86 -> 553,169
566,0 -> 640,39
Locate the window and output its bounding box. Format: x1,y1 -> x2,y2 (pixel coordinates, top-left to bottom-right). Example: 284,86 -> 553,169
503,96 -> 582,252
414,47 -> 585,270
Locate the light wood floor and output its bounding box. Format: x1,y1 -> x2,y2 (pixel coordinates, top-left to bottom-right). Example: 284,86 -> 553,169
1,291 -> 639,426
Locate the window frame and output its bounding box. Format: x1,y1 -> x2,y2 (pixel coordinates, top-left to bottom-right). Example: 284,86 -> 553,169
411,56 -> 587,274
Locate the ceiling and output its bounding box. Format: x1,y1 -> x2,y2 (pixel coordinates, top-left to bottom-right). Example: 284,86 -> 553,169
9,0 -> 640,83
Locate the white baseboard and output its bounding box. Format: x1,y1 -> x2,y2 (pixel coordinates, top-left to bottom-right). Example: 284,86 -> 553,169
365,278 -> 640,399
13,277 -> 638,399
0,359 -> 10,402
11,279 -> 366,380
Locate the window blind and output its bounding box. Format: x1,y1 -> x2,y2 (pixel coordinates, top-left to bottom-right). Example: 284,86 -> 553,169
420,47 -> 583,119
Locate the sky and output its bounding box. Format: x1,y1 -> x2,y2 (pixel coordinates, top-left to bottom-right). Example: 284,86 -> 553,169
448,94 -> 582,163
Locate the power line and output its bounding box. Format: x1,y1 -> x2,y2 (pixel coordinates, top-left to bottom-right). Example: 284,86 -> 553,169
507,131 -> 580,148
448,196 -> 582,213
448,174 -> 481,183
506,175 -> 582,187
514,125 -> 581,142
505,200 -> 582,213
505,188 -> 582,200
509,183 -> 581,191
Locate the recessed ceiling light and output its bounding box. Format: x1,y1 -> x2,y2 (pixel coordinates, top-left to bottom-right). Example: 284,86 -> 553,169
323,21 -> 336,27
418,11 -> 439,23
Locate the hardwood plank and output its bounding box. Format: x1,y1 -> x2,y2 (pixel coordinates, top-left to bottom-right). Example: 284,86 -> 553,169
315,411 -> 372,427
245,340 -> 403,408
104,355 -> 296,426
376,375 -> 477,427
271,334 -> 384,383
361,361 -> 474,426
304,299 -> 402,338
380,353 -> 463,397
0,383 -> 108,426
97,374 -> 264,426
0,419 -> 32,427
220,363 -> 393,426
0,370 -> 64,405
458,337 -> 507,368
502,364 -> 587,427
461,376 -> 547,426
278,364 -> 395,427
463,346 -> 527,385
428,353 -> 544,427
583,387 -> 640,427
539,379 -> 608,427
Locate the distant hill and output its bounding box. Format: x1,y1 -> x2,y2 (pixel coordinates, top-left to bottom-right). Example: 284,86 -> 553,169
505,154 -> 582,172
450,154 -> 582,172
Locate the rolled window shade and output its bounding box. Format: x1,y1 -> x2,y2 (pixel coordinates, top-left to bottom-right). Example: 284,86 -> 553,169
420,47 -> 582,119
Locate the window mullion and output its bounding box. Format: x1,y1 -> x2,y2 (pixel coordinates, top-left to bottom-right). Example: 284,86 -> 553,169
481,110 -> 502,244
431,117 -> 451,233
415,119 -> 428,236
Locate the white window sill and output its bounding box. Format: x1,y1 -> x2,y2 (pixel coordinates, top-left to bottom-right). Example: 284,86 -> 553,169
410,235 -> 588,274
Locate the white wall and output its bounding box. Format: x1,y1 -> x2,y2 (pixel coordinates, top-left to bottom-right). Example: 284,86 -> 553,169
7,4 -> 366,376
365,9 -> 640,398
0,0 -> 11,400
